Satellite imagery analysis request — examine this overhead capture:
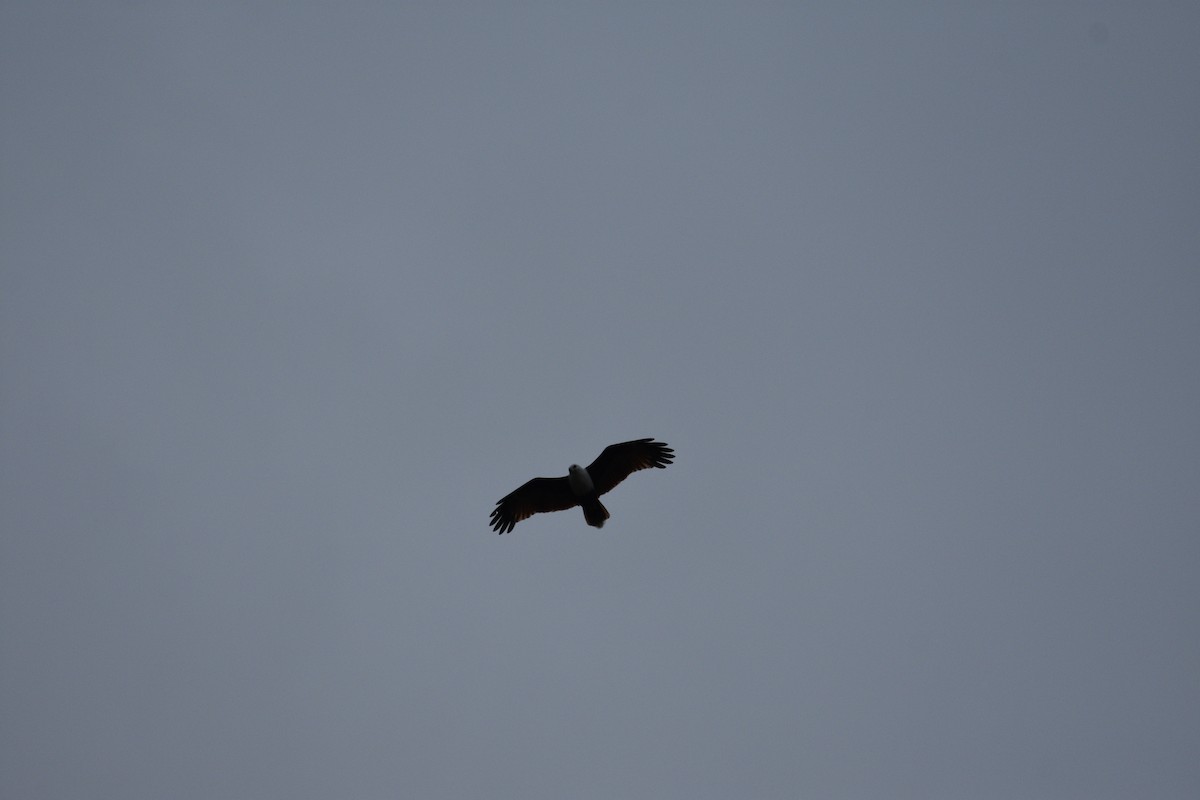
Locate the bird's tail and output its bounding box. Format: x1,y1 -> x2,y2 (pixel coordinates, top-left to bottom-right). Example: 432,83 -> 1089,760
582,498 -> 610,528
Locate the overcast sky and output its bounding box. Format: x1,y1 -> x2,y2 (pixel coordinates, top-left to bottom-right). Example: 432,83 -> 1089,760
2,3 -> 1198,798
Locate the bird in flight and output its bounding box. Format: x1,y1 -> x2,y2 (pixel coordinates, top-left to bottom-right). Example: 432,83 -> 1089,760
490,438 -> 674,534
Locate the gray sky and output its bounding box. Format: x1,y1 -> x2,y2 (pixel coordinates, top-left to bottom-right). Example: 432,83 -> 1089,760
2,3 -> 1198,798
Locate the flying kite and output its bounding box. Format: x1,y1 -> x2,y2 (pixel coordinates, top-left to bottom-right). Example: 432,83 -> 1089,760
490,438 -> 674,534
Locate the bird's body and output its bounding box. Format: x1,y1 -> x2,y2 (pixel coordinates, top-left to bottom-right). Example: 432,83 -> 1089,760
490,439 -> 674,534
566,464 -> 609,528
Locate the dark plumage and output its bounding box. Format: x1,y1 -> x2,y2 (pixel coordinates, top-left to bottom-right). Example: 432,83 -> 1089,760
490,438 -> 674,534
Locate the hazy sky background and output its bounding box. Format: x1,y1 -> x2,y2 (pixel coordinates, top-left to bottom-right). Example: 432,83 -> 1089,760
2,3 -> 1198,798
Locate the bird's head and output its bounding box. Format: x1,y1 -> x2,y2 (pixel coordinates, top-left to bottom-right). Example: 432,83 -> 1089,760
566,463 -> 593,495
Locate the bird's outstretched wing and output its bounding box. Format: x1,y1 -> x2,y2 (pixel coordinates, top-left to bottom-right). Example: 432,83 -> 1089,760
586,438 -> 674,497
490,477 -> 576,534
